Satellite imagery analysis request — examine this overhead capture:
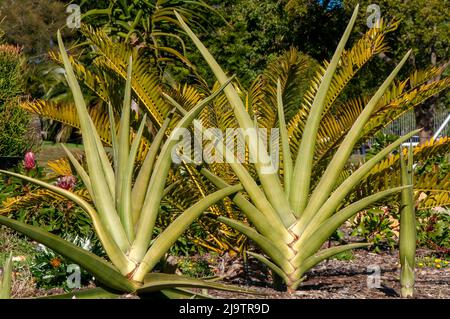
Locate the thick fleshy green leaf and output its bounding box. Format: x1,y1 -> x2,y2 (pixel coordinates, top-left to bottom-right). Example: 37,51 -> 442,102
290,5 -> 360,215
130,77 -> 236,262
292,129 -> 420,237
175,10 -> 295,227
400,146 -> 416,298
137,273 -> 257,295
217,217 -> 294,271
131,112 -> 173,223
0,215 -> 137,293
298,243 -> 371,276
293,186 -> 408,263
120,114 -> 147,241
159,288 -> 213,299
0,169 -> 133,274
57,30 -> 128,250
300,50 -> 411,227
247,251 -> 289,284
117,56 -> 134,222
134,185 -> 242,280
0,252 -> 12,299
200,168 -> 292,242
37,287 -> 123,299
277,79 -> 293,196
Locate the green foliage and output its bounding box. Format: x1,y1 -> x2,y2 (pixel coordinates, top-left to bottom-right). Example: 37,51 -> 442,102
194,0 -> 291,86
351,207 -> 450,255
0,45 -> 24,103
350,208 -> 398,252
178,256 -> 214,278
417,256 -> 449,269
0,103 -> 36,157
30,235 -> 100,291
366,132 -> 399,159
0,43 -> 38,157
417,209 -> 450,254
415,154 -> 450,179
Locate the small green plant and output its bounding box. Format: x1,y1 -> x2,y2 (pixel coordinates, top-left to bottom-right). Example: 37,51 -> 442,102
30,235 -> 99,291
0,102 -> 37,157
178,256 -> 214,278
417,208 -> 450,253
417,256 -> 449,269
350,208 -> 398,252
0,44 -> 38,157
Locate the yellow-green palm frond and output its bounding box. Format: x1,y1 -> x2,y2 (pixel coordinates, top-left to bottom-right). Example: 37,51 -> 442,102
249,48 -> 317,129
21,99 -> 151,161
82,26 -> 170,127
49,51 -> 110,104
347,139 -> 450,205
417,191 -> 450,210
0,188 -> 91,215
287,19 -> 398,153
362,76 -> 450,139
21,100 -> 112,144
312,73 -> 450,170
46,158 -> 73,177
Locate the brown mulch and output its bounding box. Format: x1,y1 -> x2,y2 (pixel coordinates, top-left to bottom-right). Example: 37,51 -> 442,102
12,248 -> 450,299
203,248 -> 450,299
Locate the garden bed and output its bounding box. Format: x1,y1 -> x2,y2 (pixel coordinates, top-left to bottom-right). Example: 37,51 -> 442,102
204,249 -> 450,299
9,246 -> 449,299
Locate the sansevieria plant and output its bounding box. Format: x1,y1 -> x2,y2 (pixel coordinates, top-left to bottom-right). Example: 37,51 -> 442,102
0,31 -> 245,298
174,5 -> 417,292
399,145 -> 416,298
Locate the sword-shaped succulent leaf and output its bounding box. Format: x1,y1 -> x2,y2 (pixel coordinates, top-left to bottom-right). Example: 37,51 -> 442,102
399,145 -> 416,298
0,30 -> 244,298
175,6 -> 419,291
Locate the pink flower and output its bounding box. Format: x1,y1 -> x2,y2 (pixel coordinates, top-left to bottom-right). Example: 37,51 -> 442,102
24,151 -> 36,170
56,175 -> 77,190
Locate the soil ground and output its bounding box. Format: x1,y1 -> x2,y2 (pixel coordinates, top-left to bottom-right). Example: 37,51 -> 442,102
202,248 -> 450,299
12,248 -> 449,299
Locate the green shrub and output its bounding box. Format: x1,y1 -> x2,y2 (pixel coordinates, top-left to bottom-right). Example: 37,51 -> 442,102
417,208 -> 450,254
0,44 -> 38,157
0,102 -> 36,157
0,44 -> 23,104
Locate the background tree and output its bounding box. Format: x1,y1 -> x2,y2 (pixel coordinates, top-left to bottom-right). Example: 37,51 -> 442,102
343,0 -> 450,142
